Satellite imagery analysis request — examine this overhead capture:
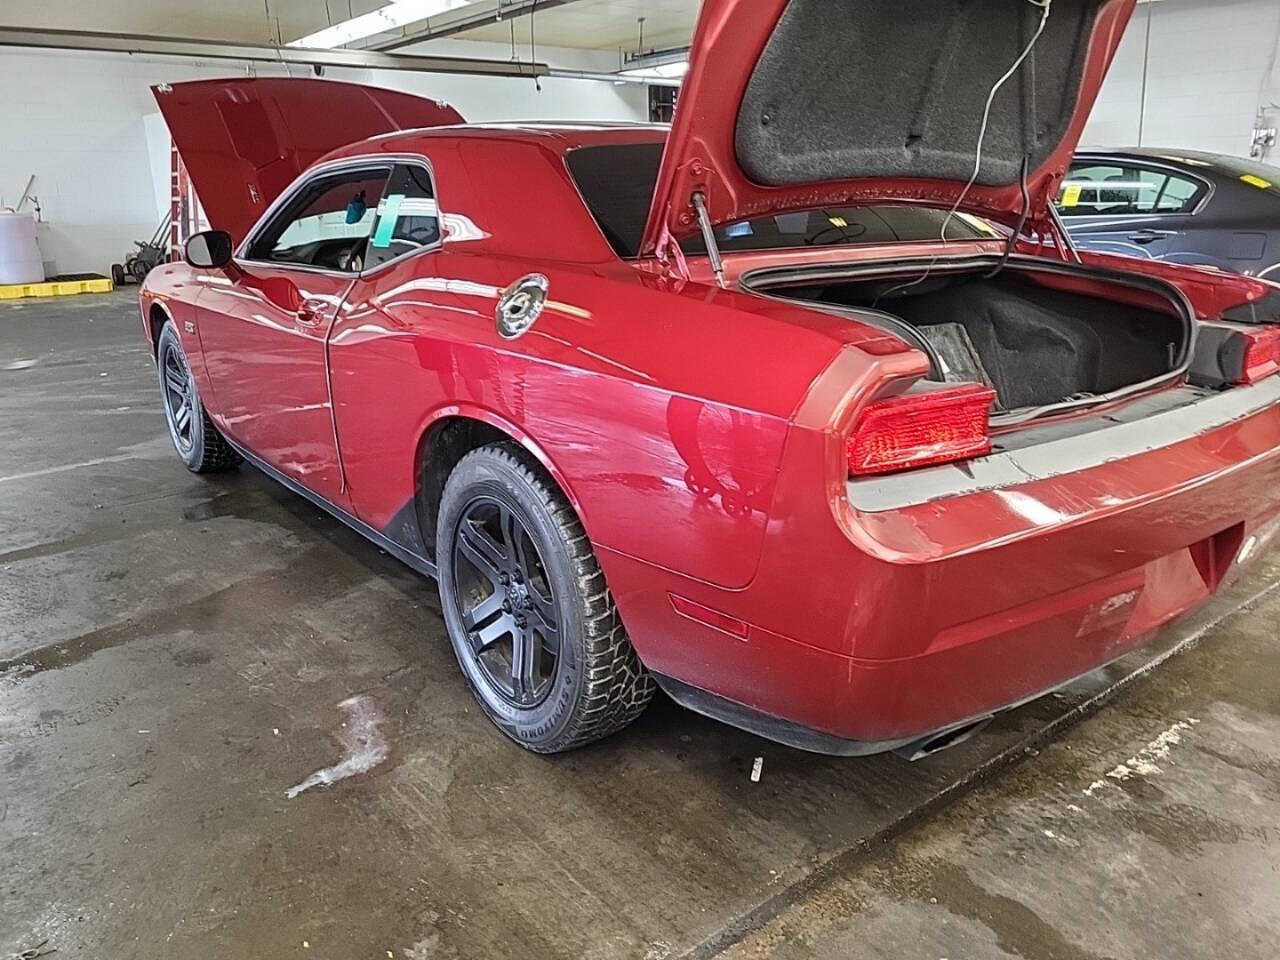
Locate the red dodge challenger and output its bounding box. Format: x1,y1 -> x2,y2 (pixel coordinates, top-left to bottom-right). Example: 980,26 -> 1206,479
142,0 -> 1280,757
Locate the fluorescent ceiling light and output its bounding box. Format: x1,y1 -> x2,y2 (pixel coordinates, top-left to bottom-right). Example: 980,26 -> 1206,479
618,59 -> 688,80
288,0 -> 473,49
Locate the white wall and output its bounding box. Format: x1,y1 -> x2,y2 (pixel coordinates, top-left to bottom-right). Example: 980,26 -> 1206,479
1083,0 -> 1280,157
0,44 -> 646,276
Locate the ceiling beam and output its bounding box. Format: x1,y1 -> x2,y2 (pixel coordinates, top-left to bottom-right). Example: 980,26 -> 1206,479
0,25 -> 550,77
369,0 -> 587,52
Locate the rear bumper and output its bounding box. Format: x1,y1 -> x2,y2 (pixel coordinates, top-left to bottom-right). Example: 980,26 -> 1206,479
598,377 -> 1280,750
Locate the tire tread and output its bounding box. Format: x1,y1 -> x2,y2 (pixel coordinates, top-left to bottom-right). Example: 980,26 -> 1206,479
157,320 -> 241,474
451,442 -> 655,752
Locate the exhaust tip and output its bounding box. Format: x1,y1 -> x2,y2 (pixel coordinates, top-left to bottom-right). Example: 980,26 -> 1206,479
894,715 -> 994,762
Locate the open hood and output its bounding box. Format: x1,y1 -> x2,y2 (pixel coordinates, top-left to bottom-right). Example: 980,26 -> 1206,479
641,0 -> 1135,259
153,77 -> 463,244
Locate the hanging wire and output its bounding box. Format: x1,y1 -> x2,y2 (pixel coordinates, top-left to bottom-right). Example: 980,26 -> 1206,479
874,0 -> 1053,306
530,0 -> 541,89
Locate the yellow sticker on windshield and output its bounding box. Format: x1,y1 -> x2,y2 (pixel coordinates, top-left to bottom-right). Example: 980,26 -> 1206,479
1061,184 -> 1083,207
1241,174 -> 1273,189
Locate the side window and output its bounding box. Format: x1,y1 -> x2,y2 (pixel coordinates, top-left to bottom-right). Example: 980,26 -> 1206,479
246,167 -> 390,271
1155,173 -> 1203,213
1057,163 -> 1157,216
1057,162 -> 1203,217
364,163 -> 440,269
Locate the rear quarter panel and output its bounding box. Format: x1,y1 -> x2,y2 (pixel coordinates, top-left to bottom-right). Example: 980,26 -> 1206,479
329,250 -> 899,589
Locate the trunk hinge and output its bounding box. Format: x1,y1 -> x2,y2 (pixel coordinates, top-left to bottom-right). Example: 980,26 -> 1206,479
654,222 -> 692,283
691,192 -> 726,288
1047,204 -> 1082,263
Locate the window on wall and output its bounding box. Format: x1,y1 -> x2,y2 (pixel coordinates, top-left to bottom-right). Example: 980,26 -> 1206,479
246,167 -> 390,271
1055,161 -> 1205,217
364,163 -> 441,270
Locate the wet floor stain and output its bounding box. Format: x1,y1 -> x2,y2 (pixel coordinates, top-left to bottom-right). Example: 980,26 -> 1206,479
0,545 -> 368,679
286,694 -> 391,799
1117,801 -> 1249,857
876,858 -> 1119,960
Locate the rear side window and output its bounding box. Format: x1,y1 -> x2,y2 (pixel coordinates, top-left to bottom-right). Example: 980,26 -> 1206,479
1056,161 -> 1205,216
246,167 -> 390,270
566,142 -> 991,259
365,163 -> 441,270
565,143 -> 664,258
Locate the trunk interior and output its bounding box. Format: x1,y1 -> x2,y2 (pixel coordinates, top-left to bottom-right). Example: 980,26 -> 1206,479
753,264 -> 1191,416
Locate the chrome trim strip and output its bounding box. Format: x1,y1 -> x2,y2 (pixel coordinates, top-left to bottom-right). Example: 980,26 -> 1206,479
847,376 -> 1280,512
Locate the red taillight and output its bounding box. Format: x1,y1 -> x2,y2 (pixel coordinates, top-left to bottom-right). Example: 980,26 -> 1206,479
848,384 -> 996,476
1239,327 -> 1280,384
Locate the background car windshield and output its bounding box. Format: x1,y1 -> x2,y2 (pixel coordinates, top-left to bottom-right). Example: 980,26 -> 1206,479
566,143 -> 994,259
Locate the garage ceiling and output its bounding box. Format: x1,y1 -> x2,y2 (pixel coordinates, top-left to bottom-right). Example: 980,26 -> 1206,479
0,0 -> 699,53
442,0 -> 696,51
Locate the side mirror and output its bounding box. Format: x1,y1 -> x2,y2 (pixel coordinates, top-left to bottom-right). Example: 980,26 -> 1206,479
185,230 -> 234,269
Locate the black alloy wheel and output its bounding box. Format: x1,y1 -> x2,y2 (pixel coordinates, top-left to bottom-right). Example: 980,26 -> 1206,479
451,496 -> 561,707
436,443 -> 655,753
154,321 -> 241,473
160,338 -> 197,456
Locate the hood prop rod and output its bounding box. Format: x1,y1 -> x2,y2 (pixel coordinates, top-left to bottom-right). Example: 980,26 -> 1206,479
691,192 -> 726,288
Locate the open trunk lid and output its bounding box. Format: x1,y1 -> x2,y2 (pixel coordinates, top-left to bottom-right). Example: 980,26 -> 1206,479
153,77 -> 464,244
641,0 -> 1135,259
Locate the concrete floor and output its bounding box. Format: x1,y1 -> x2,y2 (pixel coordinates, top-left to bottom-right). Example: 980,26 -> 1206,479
1,290 -> 1277,960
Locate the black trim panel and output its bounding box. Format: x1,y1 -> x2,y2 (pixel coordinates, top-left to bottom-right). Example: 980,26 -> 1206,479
652,673 -> 924,757
226,438 -> 438,579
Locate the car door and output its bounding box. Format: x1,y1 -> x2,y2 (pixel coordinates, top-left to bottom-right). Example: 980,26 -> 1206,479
324,159 -> 454,558
1056,158 -> 1207,264
195,161 -> 392,509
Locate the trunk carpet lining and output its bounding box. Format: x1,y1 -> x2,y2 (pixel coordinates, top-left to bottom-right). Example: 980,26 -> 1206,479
823,276 -> 1184,412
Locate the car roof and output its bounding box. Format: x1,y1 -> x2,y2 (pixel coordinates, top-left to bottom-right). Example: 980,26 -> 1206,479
325,121 -> 669,161
1073,146 -> 1236,167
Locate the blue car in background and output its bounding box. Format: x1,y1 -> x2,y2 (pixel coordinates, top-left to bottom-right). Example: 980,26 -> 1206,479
1059,148 -> 1280,280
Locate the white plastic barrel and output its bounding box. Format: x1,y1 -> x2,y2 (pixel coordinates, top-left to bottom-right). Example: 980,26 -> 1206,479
0,212 -> 45,285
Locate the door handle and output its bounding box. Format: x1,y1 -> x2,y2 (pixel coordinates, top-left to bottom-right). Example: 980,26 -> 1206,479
1127,229 -> 1164,245
296,298 -> 330,327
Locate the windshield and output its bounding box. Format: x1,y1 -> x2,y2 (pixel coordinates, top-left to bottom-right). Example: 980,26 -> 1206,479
565,143 -> 996,259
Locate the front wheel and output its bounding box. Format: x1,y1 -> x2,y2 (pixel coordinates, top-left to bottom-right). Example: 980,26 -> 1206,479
155,321 -> 241,474
436,443 -> 655,753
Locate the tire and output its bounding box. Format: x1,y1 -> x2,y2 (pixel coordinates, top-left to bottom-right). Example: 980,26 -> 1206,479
155,321 -> 242,474
436,442 -> 655,753
111,263 -> 126,286
131,258 -> 152,282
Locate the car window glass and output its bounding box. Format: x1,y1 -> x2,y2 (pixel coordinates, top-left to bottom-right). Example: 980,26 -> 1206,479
1058,162 -> 1206,217
1155,173 -> 1201,213
565,143 -> 991,258
246,167 -> 390,271
685,204 -> 991,255
1057,163 -> 1160,216
364,163 -> 440,269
